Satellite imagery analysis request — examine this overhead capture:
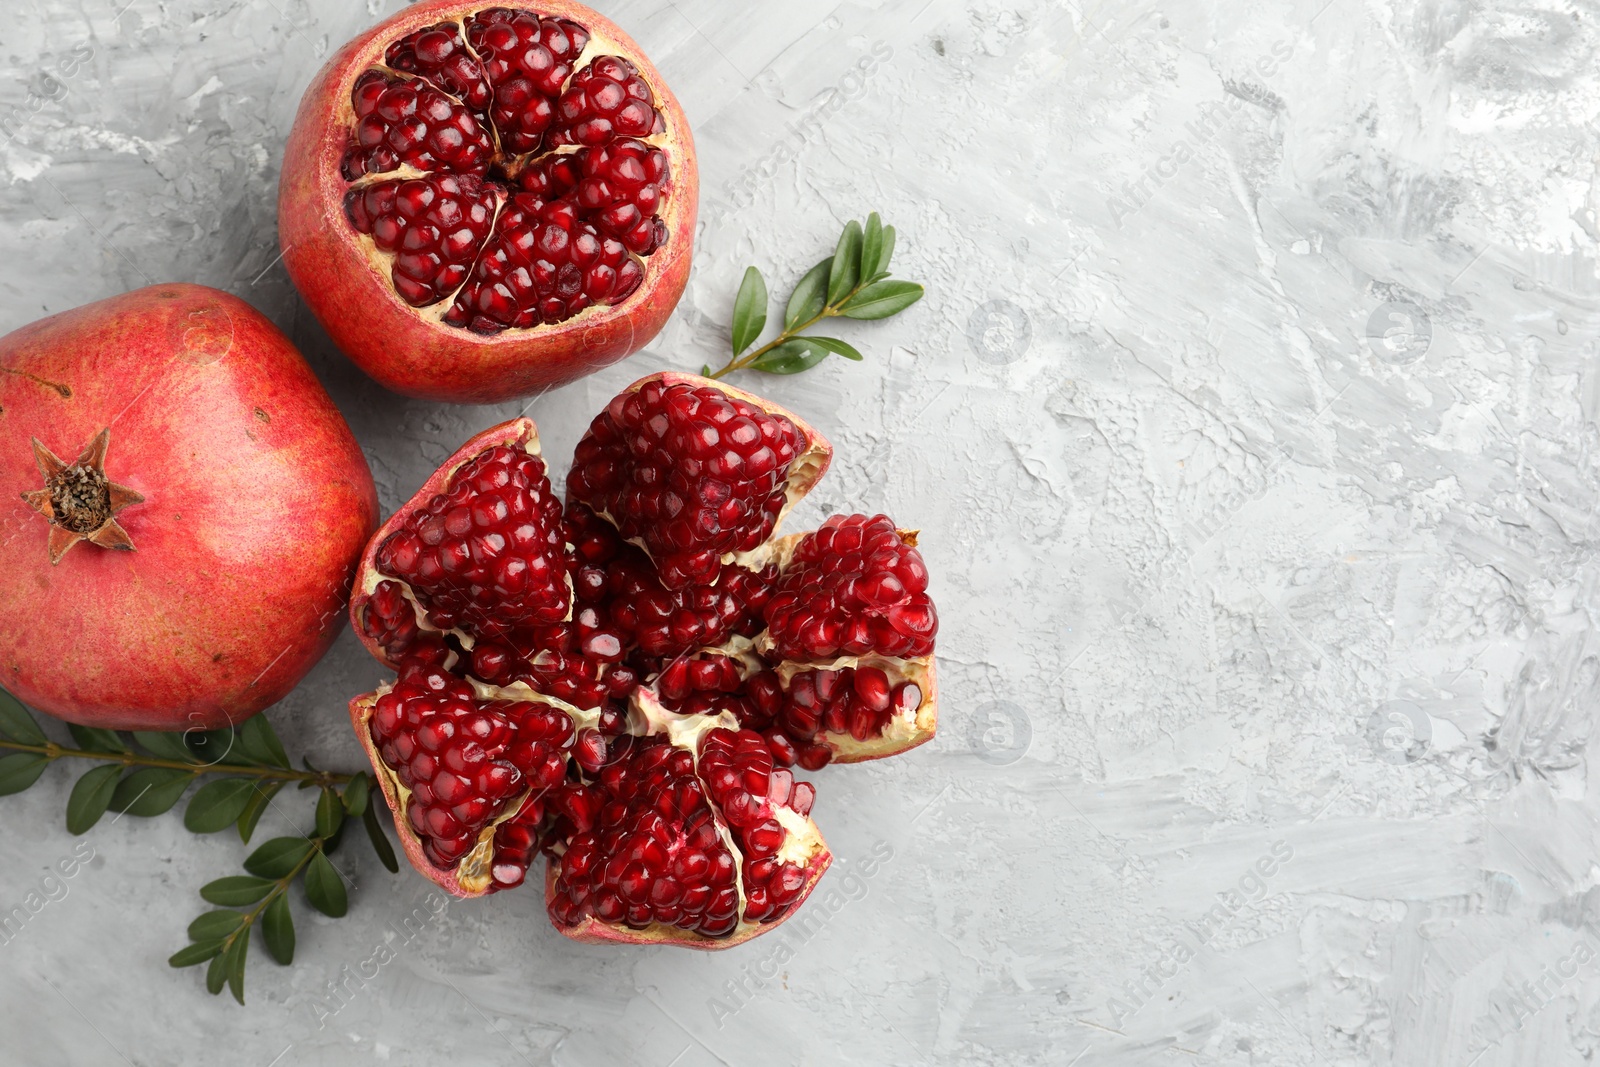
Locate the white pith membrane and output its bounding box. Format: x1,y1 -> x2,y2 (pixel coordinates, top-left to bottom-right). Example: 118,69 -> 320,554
338,11 -> 675,330
355,671 -> 829,935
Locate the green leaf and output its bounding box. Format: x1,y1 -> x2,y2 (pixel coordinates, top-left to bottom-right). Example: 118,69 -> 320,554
262,894 -> 295,966
879,225 -> 897,274
0,689 -> 46,745
838,279 -> 925,320
109,767 -> 193,817
200,876 -> 274,907
826,220 -> 864,307
860,213 -> 884,279
188,910 -> 246,943
132,731 -> 197,763
68,724 -> 127,754
225,932 -> 248,1004
237,782 -> 283,844
245,837 -> 314,880
236,715 -> 290,769
800,336 -> 865,362
205,951 -> 228,995
363,801 -> 400,874
699,364 -> 714,377
315,789 -> 344,839
748,339 -> 830,376
304,851 -> 348,918
186,728 -> 238,767
169,941 -> 223,968
784,258 -> 832,330
341,774 -> 370,818
0,753 -> 49,797
185,778 -> 257,834
730,266 -> 768,356
66,764 -> 123,834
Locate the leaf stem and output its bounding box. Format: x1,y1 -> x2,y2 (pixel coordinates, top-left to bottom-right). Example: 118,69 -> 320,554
706,305 -> 842,380
0,738 -> 352,789
224,837 -> 326,949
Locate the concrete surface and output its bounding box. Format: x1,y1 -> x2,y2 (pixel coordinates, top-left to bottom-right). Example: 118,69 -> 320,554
1,0 -> 1598,1064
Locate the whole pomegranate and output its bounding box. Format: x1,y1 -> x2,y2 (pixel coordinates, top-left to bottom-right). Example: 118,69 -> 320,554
280,0 -> 696,404
0,285 -> 378,730
347,374 -> 938,948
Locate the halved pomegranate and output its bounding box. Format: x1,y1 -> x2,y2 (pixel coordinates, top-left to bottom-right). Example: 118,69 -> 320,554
280,0 -> 696,403
347,374 -> 937,946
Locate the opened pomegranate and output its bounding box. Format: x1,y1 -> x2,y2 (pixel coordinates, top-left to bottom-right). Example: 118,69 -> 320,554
280,0 -> 696,404
347,373 -> 939,946
0,285 -> 378,730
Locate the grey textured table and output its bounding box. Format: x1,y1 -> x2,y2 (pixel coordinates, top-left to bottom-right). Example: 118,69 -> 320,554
2,0 -> 1596,1064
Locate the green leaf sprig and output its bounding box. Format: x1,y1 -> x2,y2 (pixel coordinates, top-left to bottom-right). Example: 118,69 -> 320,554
703,212 -> 925,380
0,685 -> 396,1005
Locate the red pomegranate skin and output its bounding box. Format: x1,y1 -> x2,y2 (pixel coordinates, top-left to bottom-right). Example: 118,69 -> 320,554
0,285 -> 378,730
279,0 -> 698,404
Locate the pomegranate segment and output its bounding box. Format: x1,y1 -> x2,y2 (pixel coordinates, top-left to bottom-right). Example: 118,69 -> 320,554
374,441 -> 570,642
368,658 -> 572,882
344,174 -> 500,308
540,699 -> 828,946
342,71 -> 495,181
546,735 -> 742,937
440,195 -> 644,333
548,55 -> 665,148
384,22 -> 493,112
465,9 -> 590,153
567,377 -> 825,589
764,514 -> 937,661
521,138 -> 670,255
